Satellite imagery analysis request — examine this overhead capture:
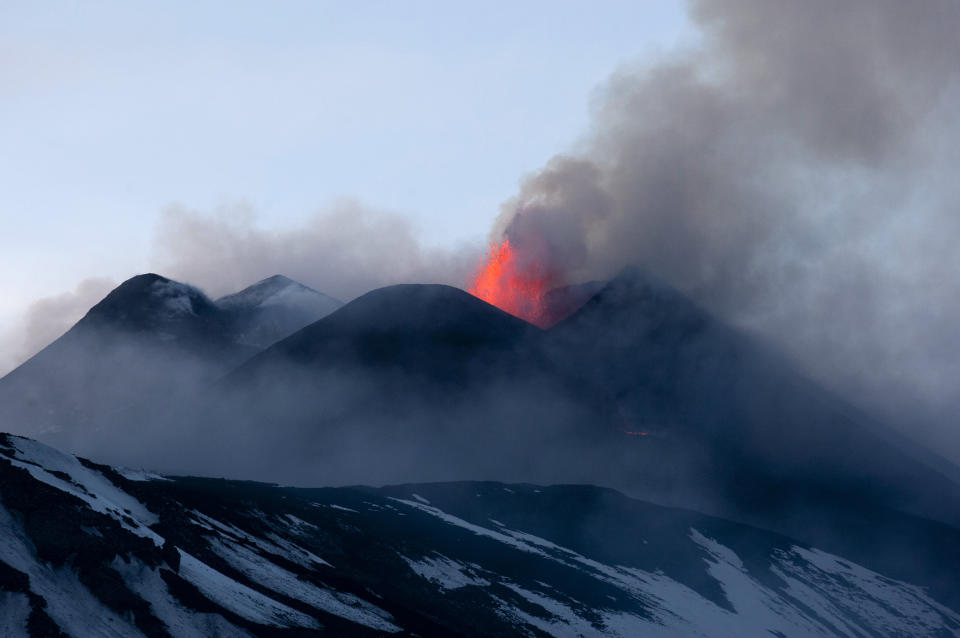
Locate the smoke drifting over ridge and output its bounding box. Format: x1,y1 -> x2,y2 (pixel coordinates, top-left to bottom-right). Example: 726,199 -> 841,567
0,278 -> 116,375
151,202 -> 479,301
493,0 -> 960,456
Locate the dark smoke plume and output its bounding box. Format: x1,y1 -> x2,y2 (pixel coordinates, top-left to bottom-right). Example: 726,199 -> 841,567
495,0 -> 960,459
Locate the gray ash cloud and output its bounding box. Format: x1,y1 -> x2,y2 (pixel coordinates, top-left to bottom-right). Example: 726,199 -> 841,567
150,201 -> 479,302
493,0 -> 960,459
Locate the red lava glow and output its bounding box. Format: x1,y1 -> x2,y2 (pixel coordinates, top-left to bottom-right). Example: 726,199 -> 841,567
623,431 -> 649,436
469,239 -> 550,327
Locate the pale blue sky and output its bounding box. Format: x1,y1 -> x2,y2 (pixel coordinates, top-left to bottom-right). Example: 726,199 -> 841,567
1,1 -> 693,338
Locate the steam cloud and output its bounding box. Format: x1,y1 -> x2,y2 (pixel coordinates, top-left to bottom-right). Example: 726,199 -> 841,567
0,278 -> 116,375
495,0 -> 960,458
0,205 -> 477,376
151,201 -> 479,302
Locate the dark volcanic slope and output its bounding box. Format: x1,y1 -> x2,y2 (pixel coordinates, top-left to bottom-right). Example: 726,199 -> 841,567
539,280 -> 605,327
237,283 -> 539,384
1,433 -> 957,637
0,273 -> 345,460
0,274 -> 257,452
82,273 -> 235,342
111,276 -> 960,553
6,272 -> 960,616
143,284 -> 612,488
545,267 -> 960,529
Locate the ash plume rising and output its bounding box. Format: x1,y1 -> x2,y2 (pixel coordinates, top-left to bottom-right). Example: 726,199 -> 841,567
151,201 -> 479,302
482,0 -> 960,459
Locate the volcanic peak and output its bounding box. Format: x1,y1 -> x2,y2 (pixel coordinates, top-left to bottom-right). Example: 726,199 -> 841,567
82,273 -> 219,331
216,274 -> 340,311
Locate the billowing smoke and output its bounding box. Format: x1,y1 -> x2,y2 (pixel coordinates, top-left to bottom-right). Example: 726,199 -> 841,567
0,277 -> 116,375
151,201 -> 480,302
491,0 -> 960,457
0,204 -> 477,377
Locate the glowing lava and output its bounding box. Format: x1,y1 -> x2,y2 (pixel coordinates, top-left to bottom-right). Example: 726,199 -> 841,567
469,239 -> 550,327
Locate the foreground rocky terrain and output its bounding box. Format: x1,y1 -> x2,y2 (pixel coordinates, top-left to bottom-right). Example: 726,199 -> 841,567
1,433 -> 957,637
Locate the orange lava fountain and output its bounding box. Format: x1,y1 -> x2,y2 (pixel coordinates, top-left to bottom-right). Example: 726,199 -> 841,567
469,239 -> 551,327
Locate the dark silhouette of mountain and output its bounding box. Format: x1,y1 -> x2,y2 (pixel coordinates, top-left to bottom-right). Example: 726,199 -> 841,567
80,273 -> 234,342
216,274 -> 343,348
232,283 -> 552,397
5,270 -> 960,624
252,283 -> 536,370
1,432 -> 957,636
0,273 -> 340,458
539,279 -> 605,327
139,284 -> 614,488
81,275 -> 960,543
545,266 -> 960,529
0,275 -> 254,451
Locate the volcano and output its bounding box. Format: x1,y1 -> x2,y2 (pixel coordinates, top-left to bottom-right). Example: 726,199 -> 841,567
547,267 -> 960,526
216,274 -> 343,348
143,284 -> 610,487
0,273 -> 340,457
469,239 -> 554,327
2,270 -> 960,625
0,275 -> 251,450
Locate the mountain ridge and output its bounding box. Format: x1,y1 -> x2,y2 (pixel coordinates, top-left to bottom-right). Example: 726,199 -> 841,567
215,274 -> 343,348
4,269 -> 960,610
1,431 -> 957,636
0,272 -> 343,454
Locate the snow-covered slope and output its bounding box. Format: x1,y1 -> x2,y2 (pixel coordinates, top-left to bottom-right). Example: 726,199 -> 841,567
215,275 -> 343,348
0,433 -> 956,637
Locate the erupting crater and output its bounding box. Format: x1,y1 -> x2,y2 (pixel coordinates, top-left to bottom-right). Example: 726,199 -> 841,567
468,239 -> 551,328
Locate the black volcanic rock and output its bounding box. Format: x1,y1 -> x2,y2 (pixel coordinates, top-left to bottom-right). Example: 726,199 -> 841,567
279,283 -> 531,343
248,284 -> 538,378
84,273 -> 229,339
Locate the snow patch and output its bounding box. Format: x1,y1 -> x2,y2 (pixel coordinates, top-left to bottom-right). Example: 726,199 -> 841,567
391,498 -> 960,637
1,436 -> 160,544
0,504 -> 149,637
113,558 -> 253,638
208,537 -> 400,632
325,503 -> 358,513
116,468 -> 171,482
0,592 -> 30,638
188,510 -> 331,568
772,544 -> 960,637
400,553 -> 490,590
390,498 -> 553,559
178,551 -> 319,629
